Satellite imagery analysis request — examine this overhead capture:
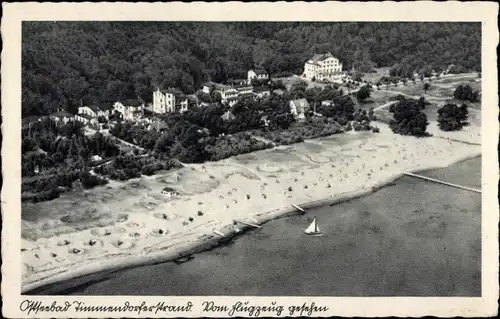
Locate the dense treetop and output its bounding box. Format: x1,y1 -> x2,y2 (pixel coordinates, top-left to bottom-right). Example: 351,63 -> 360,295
23,22 -> 481,117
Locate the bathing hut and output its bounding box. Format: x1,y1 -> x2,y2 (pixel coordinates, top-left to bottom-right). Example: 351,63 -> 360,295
161,187 -> 179,198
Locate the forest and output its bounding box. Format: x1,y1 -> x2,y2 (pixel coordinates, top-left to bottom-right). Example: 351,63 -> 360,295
22,22 -> 481,117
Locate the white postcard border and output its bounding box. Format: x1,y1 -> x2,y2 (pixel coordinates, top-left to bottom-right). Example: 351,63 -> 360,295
2,2 -> 499,318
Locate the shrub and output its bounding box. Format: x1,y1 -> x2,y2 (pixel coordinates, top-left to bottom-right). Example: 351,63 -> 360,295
79,172 -> 108,189
453,84 -> 480,102
437,103 -> 469,131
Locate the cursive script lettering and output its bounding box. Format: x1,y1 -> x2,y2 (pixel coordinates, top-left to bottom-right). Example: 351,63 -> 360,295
288,302 -> 329,316
228,301 -> 284,317
202,301 -> 229,312
20,300 -> 72,315
20,300 -> 193,315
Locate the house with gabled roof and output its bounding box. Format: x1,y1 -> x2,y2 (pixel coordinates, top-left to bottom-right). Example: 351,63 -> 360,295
75,113 -> 97,125
254,85 -> 271,98
113,98 -> 145,121
77,103 -> 113,120
290,98 -> 310,120
221,110 -> 236,122
304,52 -> 343,80
50,111 -> 75,124
247,68 -> 269,84
22,116 -> 46,129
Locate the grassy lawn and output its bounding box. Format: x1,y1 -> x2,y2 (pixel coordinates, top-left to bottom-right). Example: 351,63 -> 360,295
384,84 -> 427,96
275,76 -> 306,90
352,90 -> 396,112
362,67 -> 391,84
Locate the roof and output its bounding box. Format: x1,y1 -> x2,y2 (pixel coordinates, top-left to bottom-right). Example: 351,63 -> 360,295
160,88 -> 184,95
86,104 -> 112,112
291,98 -> 310,108
98,103 -> 113,111
307,52 -> 336,65
120,99 -> 144,107
221,110 -> 236,121
227,79 -> 247,85
187,95 -> 198,102
50,111 -> 74,118
254,86 -> 270,93
76,113 -> 94,120
203,82 -> 217,87
87,105 -> 100,113
251,68 -> 268,75
150,121 -> 168,130
234,84 -> 253,90
162,186 -> 178,193
239,92 -> 256,98
22,116 -> 45,126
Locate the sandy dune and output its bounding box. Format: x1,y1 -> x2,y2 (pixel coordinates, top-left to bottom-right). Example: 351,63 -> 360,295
21,122 -> 481,292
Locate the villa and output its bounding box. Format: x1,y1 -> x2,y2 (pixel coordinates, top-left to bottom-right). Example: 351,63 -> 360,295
254,86 -> 271,99
49,111 -> 75,124
113,99 -> 145,121
74,113 -> 97,126
303,52 -> 343,80
77,104 -> 113,120
152,88 -> 189,114
247,68 -> 269,84
290,98 -> 310,120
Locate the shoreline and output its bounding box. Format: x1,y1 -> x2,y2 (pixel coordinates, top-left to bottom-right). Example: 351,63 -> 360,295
23,151 -> 481,294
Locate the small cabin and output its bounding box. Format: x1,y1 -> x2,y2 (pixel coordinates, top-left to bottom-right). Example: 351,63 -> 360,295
161,187 -> 179,197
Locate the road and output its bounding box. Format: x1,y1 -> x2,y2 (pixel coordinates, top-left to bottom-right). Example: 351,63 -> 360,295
85,127 -> 145,151
373,100 -> 398,111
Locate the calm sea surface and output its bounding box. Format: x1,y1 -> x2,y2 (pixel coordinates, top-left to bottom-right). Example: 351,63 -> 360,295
32,156 -> 481,296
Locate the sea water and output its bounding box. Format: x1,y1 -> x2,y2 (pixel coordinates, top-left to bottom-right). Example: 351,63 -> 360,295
31,157 -> 481,296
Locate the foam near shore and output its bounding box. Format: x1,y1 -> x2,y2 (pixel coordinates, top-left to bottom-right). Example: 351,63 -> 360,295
21,122 -> 481,293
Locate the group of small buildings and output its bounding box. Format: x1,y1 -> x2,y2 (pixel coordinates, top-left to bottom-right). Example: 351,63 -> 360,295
23,99 -> 147,130
23,53 -> 344,130
200,69 -> 271,107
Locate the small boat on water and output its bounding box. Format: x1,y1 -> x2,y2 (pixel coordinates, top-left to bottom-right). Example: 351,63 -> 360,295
304,216 -> 323,236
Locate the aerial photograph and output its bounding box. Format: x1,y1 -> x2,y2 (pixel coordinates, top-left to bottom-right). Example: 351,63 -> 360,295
21,22 -> 481,296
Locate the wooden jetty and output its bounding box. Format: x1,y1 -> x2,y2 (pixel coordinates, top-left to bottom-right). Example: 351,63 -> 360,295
248,217 -> 260,224
234,219 -> 262,229
291,204 -> 306,213
213,230 -> 225,237
403,172 -> 481,194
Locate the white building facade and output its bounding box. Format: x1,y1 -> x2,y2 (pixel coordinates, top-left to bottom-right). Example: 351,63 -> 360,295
304,52 -> 343,80
113,99 -> 145,121
247,69 -> 269,84
153,89 -> 188,114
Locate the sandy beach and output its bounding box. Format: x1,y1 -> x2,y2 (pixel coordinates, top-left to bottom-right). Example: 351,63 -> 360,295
21,121 -> 481,293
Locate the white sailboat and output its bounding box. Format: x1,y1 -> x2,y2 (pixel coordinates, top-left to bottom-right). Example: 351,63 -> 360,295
304,216 -> 323,236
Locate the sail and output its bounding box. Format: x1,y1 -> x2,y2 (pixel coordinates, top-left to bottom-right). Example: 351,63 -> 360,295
305,217 -> 320,234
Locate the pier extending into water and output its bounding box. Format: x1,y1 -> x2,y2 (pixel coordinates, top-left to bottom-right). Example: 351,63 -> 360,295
234,219 -> 262,229
403,172 -> 481,194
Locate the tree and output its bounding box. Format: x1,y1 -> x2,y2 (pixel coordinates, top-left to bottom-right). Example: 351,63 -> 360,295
389,97 -> 429,137
437,103 -> 469,131
423,82 -> 430,94
417,96 -> 429,110
453,84 -> 479,102
356,85 -> 371,102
